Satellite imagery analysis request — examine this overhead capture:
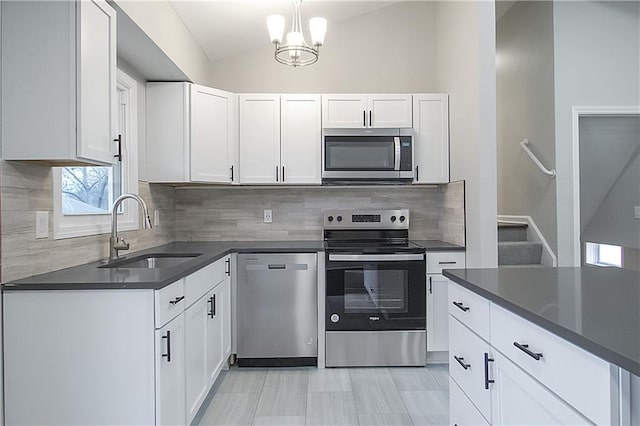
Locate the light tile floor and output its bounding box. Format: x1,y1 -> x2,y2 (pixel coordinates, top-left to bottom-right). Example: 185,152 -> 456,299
195,365 -> 449,426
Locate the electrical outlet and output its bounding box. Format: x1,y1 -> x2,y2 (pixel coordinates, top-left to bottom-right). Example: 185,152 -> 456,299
264,209 -> 273,223
36,211 -> 49,239
634,205 -> 640,219
154,210 -> 160,226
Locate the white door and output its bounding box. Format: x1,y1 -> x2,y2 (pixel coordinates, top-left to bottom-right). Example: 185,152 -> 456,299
322,94 -> 368,128
368,94 -> 413,128
239,94 -> 281,183
281,94 -> 322,184
206,287 -> 224,386
155,314 -> 186,426
76,0 -> 117,164
450,378 -> 491,426
227,94 -> 239,183
413,94 -> 449,183
190,85 -> 231,183
185,295 -> 208,424
491,351 -> 592,425
427,274 -> 449,352
222,257 -> 232,359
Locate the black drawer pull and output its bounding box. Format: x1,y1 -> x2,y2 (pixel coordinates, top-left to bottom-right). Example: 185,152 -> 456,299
162,330 -> 171,362
484,352 -> 495,389
439,261 -> 457,265
169,296 -> 185,305
454,355 -> 470,370
514,342 -> 543,360
208,296 -> 215,318
453,301 -> 470,312
225,258 -> 231,276
428,276 -> 432,294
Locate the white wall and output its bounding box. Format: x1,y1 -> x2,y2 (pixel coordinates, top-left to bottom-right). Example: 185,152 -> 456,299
207,2 -> 437,93
496,1 -> 557,253
553,1 -> 640,266
435,1 -> 498,268
114,0 -> 210,84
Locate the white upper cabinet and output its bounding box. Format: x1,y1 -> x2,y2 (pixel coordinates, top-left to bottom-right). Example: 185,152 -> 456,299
1,0 -> 117,165
413,94 -> 450,184
239,94 -> 321,184
146,83 -> 237,183
322,94 -> 412,129
281,95 -> 322,184
239,94 -> 281,184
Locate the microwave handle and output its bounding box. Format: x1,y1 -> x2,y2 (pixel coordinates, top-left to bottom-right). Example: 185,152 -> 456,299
394,137 -> 401,171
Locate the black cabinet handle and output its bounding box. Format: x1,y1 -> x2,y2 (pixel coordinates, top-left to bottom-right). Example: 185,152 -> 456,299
439,261 -> 457,265
276,166 -> 279,182
282,166 -> 285,182
162,330 -> 171,362
225,258 -> 231,276
169,296 -> 185,305
208,295 -> 215,318
415,165 -> 419,180
369,110 -> 372,127
113,134 -> 122,162
453,301 -> 470,312
230,165 -> 234,182
428,276 -> 432,294
484,352 -> 495,389
363,110 -> 366,127
454,355 -> 470,370
514,342 -> 543,360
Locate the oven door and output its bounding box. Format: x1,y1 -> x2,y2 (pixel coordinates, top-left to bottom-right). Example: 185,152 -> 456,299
325,253 -> 426,331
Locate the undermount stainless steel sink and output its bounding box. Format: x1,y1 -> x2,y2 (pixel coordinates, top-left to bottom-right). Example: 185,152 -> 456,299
99,253 -> 202,269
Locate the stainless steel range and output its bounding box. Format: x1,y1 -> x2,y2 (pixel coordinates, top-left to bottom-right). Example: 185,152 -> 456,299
324,209 -> 426,367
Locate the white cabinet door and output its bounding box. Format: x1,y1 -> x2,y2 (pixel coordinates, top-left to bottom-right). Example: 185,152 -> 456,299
491,351 -> 592,425
239,95 -> 281,183
368,94 -> 412,128
322,94 -> 368,128
190,85 -> 232,183
206,286 -> 225,386
222,256 -> 232,359
413,94 -> 449,183
155,313 -> 186,426
427,274 -> 449,352
227,94 -> 239,183
281,94 -> 322,184
450,377 -> 490,426
77,0 -> 117,164
185,295 -> 208,424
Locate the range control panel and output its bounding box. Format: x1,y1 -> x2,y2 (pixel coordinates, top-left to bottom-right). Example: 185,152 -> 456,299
323,210 -> 409,229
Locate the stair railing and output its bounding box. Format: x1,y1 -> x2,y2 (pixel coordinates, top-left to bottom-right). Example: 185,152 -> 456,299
520,139 -> 556,178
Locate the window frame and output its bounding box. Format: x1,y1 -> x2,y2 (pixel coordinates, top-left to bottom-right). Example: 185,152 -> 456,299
584,242 -> 623,268
53,69 -> 139,240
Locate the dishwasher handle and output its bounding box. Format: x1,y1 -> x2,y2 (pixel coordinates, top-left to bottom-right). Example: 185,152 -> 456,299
267,264 -> 286,270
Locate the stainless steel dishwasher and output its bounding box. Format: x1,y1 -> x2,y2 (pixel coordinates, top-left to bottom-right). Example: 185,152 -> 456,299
237,253 -> 317,367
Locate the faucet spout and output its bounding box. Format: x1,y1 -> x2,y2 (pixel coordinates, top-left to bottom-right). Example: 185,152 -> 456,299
109,193 -> 153,261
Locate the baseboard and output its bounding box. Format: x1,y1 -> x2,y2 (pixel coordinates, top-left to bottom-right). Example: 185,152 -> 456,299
498,215 -> 558,267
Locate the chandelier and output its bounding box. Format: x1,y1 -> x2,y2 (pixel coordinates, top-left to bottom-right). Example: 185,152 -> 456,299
266,0 -> 327,67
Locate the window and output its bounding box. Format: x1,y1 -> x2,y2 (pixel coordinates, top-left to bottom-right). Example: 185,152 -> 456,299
585,242 -> 623,268
53,69 -> 138,239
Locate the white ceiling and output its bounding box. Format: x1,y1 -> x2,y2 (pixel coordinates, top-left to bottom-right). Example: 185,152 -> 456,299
169,1 -> 399,63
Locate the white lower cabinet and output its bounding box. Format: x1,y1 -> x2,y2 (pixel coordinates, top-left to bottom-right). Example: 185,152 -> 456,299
426,274 -> 450,352
185,293 -> 209,423
450,377 -> 490,426
156,313 -> 186,426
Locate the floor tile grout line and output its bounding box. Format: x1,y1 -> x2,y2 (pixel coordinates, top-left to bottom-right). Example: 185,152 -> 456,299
251,369 -> 270,425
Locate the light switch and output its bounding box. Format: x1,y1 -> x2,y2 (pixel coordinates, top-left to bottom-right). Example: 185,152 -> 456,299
264,209 -> 273,223
36,211 -> 48,239
634,206 -> 640,219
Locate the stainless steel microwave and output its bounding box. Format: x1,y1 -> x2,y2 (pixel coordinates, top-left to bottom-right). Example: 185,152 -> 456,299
322,129 -> 414,182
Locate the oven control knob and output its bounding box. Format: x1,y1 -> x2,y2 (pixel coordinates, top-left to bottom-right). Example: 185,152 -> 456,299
337,216 -> 343,222
328,216 -> 334,222
399,215 -> 406,222
390,216 -> 397,222
330,313 -> 340,323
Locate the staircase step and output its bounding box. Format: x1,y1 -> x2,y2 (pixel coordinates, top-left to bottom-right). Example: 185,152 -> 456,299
498,241 -> 543,265
498,222 -> 528,242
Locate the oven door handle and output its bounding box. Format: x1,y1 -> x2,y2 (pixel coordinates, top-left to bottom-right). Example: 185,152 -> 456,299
393,137 -> 401,171
328,254 -> 424,262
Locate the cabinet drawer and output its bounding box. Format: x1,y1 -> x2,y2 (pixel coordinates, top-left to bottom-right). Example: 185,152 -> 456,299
491,304 -> 614,425
155,279 -> 186,329
426,252 -> 465,274
449,316 -> 492,421
448,282 -> 490,341
450,377 -> 490,426
185,258 -> 227,308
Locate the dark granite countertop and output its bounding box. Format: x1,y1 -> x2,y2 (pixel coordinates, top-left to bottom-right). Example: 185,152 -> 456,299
2,239 -> 462,292
443,267 -> 640,376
